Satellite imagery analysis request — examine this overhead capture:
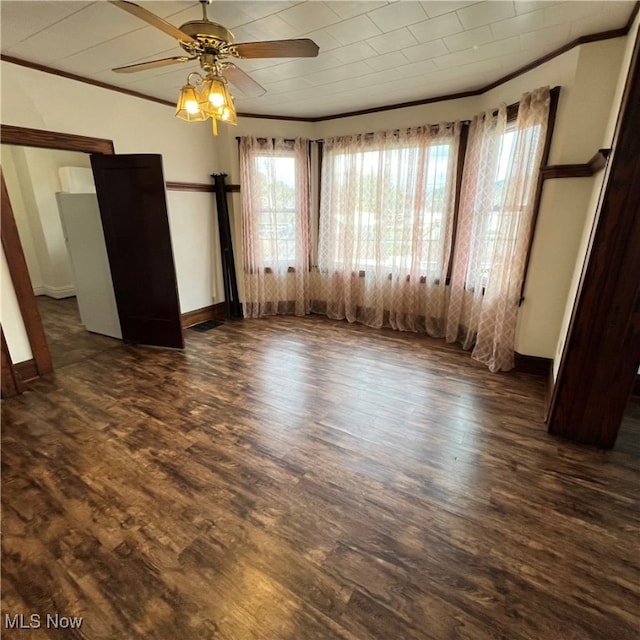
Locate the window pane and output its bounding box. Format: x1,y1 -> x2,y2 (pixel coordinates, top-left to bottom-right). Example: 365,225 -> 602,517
466,121 -> 544,289
319,139 -> 454,279
253,154 -> 297,265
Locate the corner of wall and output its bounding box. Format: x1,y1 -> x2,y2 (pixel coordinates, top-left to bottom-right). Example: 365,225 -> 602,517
551,22 -> 639,381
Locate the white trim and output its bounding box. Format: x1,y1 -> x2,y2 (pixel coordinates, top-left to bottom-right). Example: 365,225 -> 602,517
33,284 -> 76,299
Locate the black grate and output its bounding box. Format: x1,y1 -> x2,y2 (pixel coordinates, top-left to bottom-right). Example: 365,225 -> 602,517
189,320 -> 223,332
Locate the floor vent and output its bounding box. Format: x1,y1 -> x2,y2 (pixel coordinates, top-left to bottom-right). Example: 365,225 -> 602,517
189,320 -> 224,332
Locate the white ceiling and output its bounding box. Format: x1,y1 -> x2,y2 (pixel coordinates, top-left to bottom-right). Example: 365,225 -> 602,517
1,1 -> 635,118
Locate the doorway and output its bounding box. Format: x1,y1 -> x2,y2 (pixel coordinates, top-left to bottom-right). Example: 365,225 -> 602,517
1,124 -> 185,388
1,125 -> 115,379
1,143 -> 121,371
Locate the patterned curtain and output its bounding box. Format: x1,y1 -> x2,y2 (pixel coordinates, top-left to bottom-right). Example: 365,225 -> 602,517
312,123 -> 460,334
239,137 -> 310,317
446,87 -> 551,372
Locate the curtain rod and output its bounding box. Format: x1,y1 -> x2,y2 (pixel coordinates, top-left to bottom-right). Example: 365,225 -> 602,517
311,90 -> 552,143
237,87 -> 560,144
312,121 -> 470,143
235,136 -> 298,143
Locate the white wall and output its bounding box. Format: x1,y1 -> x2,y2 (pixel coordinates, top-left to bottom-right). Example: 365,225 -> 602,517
166,190 -> 223,313
1,145 -> 94,299
1,145 -> 44,292
1,60 -> 226,361
21,147 -> 87,297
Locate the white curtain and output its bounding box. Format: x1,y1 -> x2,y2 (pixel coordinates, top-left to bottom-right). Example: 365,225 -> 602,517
446,87 -> 551,372
312,123 -> 460,334
239,137 -> 310,317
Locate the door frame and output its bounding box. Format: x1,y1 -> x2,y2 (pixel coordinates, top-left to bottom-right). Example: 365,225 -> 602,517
546,26 -> 640,448
0,125 -> 115,376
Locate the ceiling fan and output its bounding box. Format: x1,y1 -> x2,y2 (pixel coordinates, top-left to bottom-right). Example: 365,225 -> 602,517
109,0 -> 319,131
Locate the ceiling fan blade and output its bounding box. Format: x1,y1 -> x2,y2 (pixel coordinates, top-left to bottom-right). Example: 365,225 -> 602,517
109,1 -> 200,47
233,39 -> 319,59
223,64 -> 266,98
112,56 -> 194,73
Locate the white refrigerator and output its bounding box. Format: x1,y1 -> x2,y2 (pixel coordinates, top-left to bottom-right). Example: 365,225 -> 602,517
56,192 -> 122,340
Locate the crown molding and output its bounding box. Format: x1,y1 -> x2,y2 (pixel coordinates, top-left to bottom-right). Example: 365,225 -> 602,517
310,18 -> 637,122
0,54 -> 175,109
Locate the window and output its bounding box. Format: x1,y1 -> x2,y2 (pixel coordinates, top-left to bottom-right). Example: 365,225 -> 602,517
446,86 -> 552,372
244,144 -> 302,271
463,121 -> 544,290
318,126 -> 459,282
251,153 -> 298,267
239,137 -> 311,317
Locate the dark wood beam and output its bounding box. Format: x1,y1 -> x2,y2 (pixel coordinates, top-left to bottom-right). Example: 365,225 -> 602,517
1,326 -> 22,398
1,124 -> 114,154
540,149 -> 611,179
165,181 -> 215,193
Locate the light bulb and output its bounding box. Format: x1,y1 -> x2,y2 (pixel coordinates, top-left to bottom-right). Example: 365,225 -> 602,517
186,100 -> 200,114
209,92 -> 225,108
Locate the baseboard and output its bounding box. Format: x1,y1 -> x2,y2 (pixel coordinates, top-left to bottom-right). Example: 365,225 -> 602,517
36,285 -> 76,299
513,352 -> 553,377
14,358 -> 39,383
181,302 -> 227,328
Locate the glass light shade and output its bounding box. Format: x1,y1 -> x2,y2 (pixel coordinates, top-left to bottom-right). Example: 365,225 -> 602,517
198,75 -> 235,121
219,100 -> 237,126
175,83 -> 208,122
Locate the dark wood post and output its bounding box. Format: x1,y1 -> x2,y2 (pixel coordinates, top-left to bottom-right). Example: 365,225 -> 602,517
547,30 -> 640,448
1,326 -> 22,398
212,173 -> 242,319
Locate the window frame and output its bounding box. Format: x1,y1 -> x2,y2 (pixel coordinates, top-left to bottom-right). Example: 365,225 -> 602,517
238,137 -> 312,275
251,150 -> 299,270
448,86 -> 560,298
318,131 -> 459,281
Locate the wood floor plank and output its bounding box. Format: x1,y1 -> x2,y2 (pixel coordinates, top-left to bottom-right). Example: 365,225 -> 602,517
2,313 -> 639,639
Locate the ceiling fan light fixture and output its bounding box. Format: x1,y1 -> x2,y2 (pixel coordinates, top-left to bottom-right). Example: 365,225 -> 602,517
175,80 -> 207,122
110,1 -> 320,133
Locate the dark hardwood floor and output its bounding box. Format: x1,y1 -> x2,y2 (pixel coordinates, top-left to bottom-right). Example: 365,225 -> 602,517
2,315 -> 639,639
36,296 -> 120,369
